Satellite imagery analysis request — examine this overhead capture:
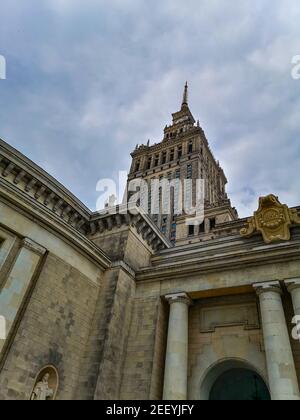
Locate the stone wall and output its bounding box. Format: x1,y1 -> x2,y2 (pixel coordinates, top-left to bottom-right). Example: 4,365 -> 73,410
93,266 -> 136,400
188,294 -> 267,399
0,252 -> 102,400
120,281 -> 167,400
121,250 -> 300,401
91,226 -> 153,270
0,199 -> 107,400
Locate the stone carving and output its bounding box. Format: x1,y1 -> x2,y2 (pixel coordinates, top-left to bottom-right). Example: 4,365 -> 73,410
30,366 -> 59,401
241,194 -> 300,244
30,373 -> 54,400
200,302 -> 259,333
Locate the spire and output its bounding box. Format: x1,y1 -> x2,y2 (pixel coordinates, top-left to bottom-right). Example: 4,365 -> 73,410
171,82 -> 195,125
182,81 -> 188,107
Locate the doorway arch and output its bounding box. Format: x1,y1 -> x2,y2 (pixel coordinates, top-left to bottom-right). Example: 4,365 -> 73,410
200,359 -> 271,400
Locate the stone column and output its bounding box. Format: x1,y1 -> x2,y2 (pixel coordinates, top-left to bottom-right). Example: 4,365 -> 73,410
254,281 -> 300,400
150,154 -> 155,169
158,152 -> 163,166
285,278 -> 300,316
163,292 -> 192,400
175,146 -> 179,161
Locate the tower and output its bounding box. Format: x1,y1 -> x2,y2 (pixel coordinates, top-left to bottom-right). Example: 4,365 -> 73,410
127,83 -> 238,245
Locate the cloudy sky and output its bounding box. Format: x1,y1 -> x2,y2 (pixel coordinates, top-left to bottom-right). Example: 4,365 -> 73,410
0,0 -> 299,217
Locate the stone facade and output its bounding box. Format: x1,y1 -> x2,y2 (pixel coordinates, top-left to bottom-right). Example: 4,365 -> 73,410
0,88 -> 300,400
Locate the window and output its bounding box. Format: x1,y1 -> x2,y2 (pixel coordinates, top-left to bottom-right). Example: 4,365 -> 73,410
177,146 -> 182,159
171,232 -> 176,242
135,160 -> 141,172
162,151 -> 167,165
171,222 -> 176,236
188,225 -> 195,236
187,164 -> 192,179
188,141 -> 193,154
159,176 -> 163,197
199,222 -> 205,234
161,214 -> 168,235
210,218 -> 216,230
148,182 -> 152,214
170,149 -> 174,161
147,157 -> 152,170
154,155 -> 159,167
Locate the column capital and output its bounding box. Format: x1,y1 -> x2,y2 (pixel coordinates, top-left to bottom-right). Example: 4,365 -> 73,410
165,292 -> 193,306
253,281 -> 282,296
285,278 -> 300,293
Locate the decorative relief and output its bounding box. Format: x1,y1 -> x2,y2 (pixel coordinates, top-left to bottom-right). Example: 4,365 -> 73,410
200,302 -> 259,333
240,194 -> 300,244
30,365 -> 59,401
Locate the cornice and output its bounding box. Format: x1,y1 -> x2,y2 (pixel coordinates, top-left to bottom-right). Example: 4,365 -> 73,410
0,139 -> 90,215
0,140 -> 90,235
0,139 -> 171,254
136,231 -> 300,281
0,178 -> 111,270
22,237 -> 47,256
130,130 -> 225,181
90,204 -> 172,252
111,260 -> 136,280
1,138 -> 299,269
131,127 -> 203,157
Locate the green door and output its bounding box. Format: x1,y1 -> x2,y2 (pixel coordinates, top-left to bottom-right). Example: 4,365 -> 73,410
209,368 -> 271,401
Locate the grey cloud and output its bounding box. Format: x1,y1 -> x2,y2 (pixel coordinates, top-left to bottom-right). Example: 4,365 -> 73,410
0,0 -> 299,216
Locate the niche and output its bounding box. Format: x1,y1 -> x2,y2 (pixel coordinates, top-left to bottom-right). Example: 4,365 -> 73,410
30,365 -> 59,401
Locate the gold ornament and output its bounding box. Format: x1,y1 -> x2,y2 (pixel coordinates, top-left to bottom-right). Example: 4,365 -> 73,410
240,194 -> 300,244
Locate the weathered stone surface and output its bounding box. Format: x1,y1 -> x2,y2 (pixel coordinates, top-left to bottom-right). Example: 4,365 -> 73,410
0,88 -> 300,400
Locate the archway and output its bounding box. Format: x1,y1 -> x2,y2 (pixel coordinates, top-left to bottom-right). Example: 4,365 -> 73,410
209,368 -> 270,400
200,359 -> 270,401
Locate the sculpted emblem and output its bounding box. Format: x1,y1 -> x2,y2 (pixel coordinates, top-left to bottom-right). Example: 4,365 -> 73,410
240,194 -> 300,244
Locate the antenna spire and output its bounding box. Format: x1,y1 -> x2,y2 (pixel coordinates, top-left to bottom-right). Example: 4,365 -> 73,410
182,81 -> 188,107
